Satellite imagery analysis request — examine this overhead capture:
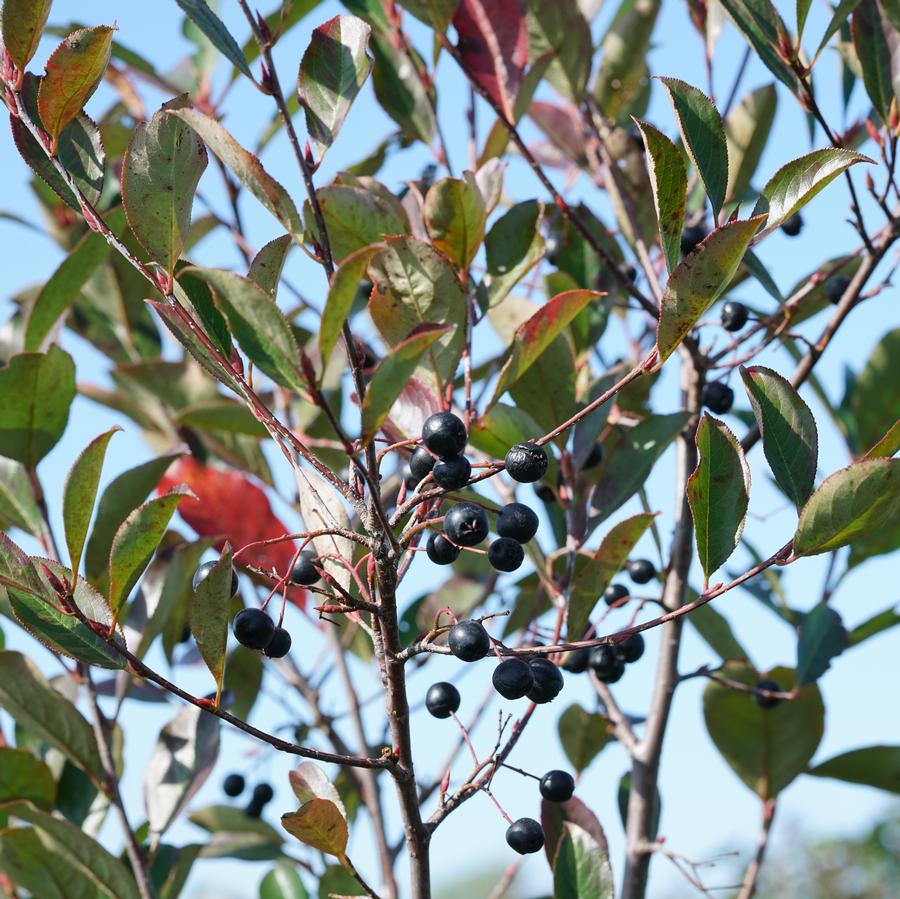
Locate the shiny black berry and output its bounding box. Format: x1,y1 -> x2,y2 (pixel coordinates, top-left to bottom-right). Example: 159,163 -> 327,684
628,559 -> 656,585
505,443 -> 549,483
604,583 -> 629,606
780,212 -> 803,236
193,560 -> 239,597
432,454 -> 471,490
721,301 -> 749,332
506,818 -> 545,854
488,537 -> 525,572
540,770 -> 575,803
426,681 -> 461,718
253,783 -> 275,804
492,658 -> 534,699
496,502 -> 539,543
754,678 -> 784,709
583,442 -> 605,469
233,608 -> 275,650
223,773 -> 245,797
448,620 -> 491,662
526,657 -> 564,704
291,551 -> 320,586
444,502 -> 489,547
588,644 -> 619,677
426,532 -> 460,565
702,382 -> 734,414
562,647 -> 590,674
409,447 -> 435,482
422,412 -> 467,457
680,224 -> 707,256
825,275 -> 851,304
264,627 -> 292,658
617,633 -> 645,664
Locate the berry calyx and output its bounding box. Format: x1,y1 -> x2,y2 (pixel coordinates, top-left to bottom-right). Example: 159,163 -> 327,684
617,633 -> 645,664
780,212 -> 803,236
826,274 -> 851,304
604,583 -> 629,606
628,558 -> 656,585
233,608 -> 275,650
496,502 -> 539,543
754,678 -> 784,709
193,560 -> 239,597
526,657 -> 564,703
491,658 -> 534,699
505,442 -> 549,483
422,412 -> 467,457
223,773 -> 245,797
488,537 -> 525,572
432,454 -> 471,490
444,502 -> 489,547
264,627 -> 292,658
425,681 -> 461,718
702,382 -> 734,414
721,301 -> 749,332
426,532 -> 460,565
408,447 -> 436,483
506,817 -> 545,854
291,551 -> 320,586
561,646 -> 590,674
448,620 -> 491,662
680,224 -> 707,256
583,442 -> 605,470
540,770 -> 575,803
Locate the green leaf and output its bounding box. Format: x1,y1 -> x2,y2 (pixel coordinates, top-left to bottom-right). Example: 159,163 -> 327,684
223,643 -> 264,721
717,0 -> 799,91
122,96 -> 208,276
0,346 -> 76,468
863,421 -> 900,460
558,704 -> 614,772
0,651 -> 102,780
63,427 -> 120,580
190,545 -> 233,699
0,458 -> 43,537
175,0 -> 253,79
282,799 -> 348,858
480,200 -> 545,307
525,0 -> 593,103
370,33 -> 435,142
145,704 -> 220,838
168,107 -> 304,241
186,267 -> 304,391
0,748 -> 55,809
38,26 -> 115,141
568,513 -> 655,641
844,327 -> 900,456
396,0 -> 458,33
260,862 -> 310,899
553,821 -> 615,899
688,602 -> 750,662
361,325 -> 448,443
0,826 -> 96,899
796,604 -> 849,686
248,234 -> 293,299
423,173 -> 487,269
633,119 -> 686,273
849,603 -> 900,644
1,0 -> 52,68
807,745 -> 900,793
108,487 -> 195,619
317,865 -> 364,898
814,0 -> 864,61
740,366 -> 818,507
492,290 -> 601,402
754,148 -> 872,234
703,663 -> 824,798
659,77 -> 729,217
175,399 -> 268,438
852,1 -> 897,123
725,83 -> 777,204
297,15 -> 373,161
794,458 -> 900,556
687,415 -> 750,584
655,216 -> 764,365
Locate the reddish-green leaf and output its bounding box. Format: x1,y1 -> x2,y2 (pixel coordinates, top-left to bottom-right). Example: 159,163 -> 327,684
725,84 -> 777,204
687,414 -> 750,584
423,173 -> 486,269
807,745 -> 900,794
38,26 -> 115,142
248,234 -> 293,299
297,15 -> 373,162
175,0 -> 253,80
190,545 -> 233,700
740,366 -> 818,507
553,822 -> 615,899
282,799 -> 349,858
1,0 -> 52,68
655,216 -> 764,365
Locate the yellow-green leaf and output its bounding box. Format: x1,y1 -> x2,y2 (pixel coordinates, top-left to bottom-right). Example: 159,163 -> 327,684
1,0 -> 52,68
282,798 -> 349,858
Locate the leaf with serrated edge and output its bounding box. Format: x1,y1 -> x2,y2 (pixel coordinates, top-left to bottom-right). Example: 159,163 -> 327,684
282,798 -> 348,858
289,761 -> 347,817
248,234 -> 293,298
525,0 -> 593,103
1,0 -> 52,68
190,545 -> 233,700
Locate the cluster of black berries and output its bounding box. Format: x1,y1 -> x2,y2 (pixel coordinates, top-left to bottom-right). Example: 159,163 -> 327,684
222,773 -> 274,818
407,411 -> 473,492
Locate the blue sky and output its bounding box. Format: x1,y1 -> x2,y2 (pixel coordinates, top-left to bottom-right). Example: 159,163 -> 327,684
0,1 -> 898,897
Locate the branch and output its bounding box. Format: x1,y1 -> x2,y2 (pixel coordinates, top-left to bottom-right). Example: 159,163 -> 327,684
736,799 -> 777,899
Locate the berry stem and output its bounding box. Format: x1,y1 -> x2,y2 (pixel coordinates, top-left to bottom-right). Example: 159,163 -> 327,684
499,763 -> 540,782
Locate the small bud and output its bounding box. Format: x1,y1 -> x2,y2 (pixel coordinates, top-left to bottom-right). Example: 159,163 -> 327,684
890,98 -> 900,134
256,11 -> 272,44
865,119 -> 884,148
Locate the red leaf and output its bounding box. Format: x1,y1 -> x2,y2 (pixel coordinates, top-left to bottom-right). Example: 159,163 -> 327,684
157,457 -> 305,606
453,0 -> 528,122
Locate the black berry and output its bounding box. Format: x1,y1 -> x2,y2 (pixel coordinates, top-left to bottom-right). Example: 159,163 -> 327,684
628,559 -> 656,585
178,624 -> 191,644
680,224 -> 707,256
780,212 -> 803,236
488,537 -> 525,572
409,447 -> 435,482
540,770 -> 575,803
535,484 -> 556,503
825,275 -> 851,304
426,532 -> 460,565
624,263 -> 638,283
233,608 -> 275,650
491,658 -> 534,699
291,551 -> 320,586
496,503 -> 539,543
432,454 -> 471,490
506,817 -> 545,854
448,620 -> 491,662
604,583 -> 630,606
597,653 -> 626,684
588,644 -> 619,678
264,627 -> 292,658
253,783 -> 274,804
426,681 -> 461,718
583,442 -> 605,469
422,412 -> 467,457
754,678 -> 784,709
562,647 -> 590,674
444,502 -> 489,547
193,560 -> 239,597
505,443 -> 549,483
223,773 -> 244,797
702,382 -> 734,414
617,633 -> 645,663
526,657 -> 564,704
721,301 -> 749,332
